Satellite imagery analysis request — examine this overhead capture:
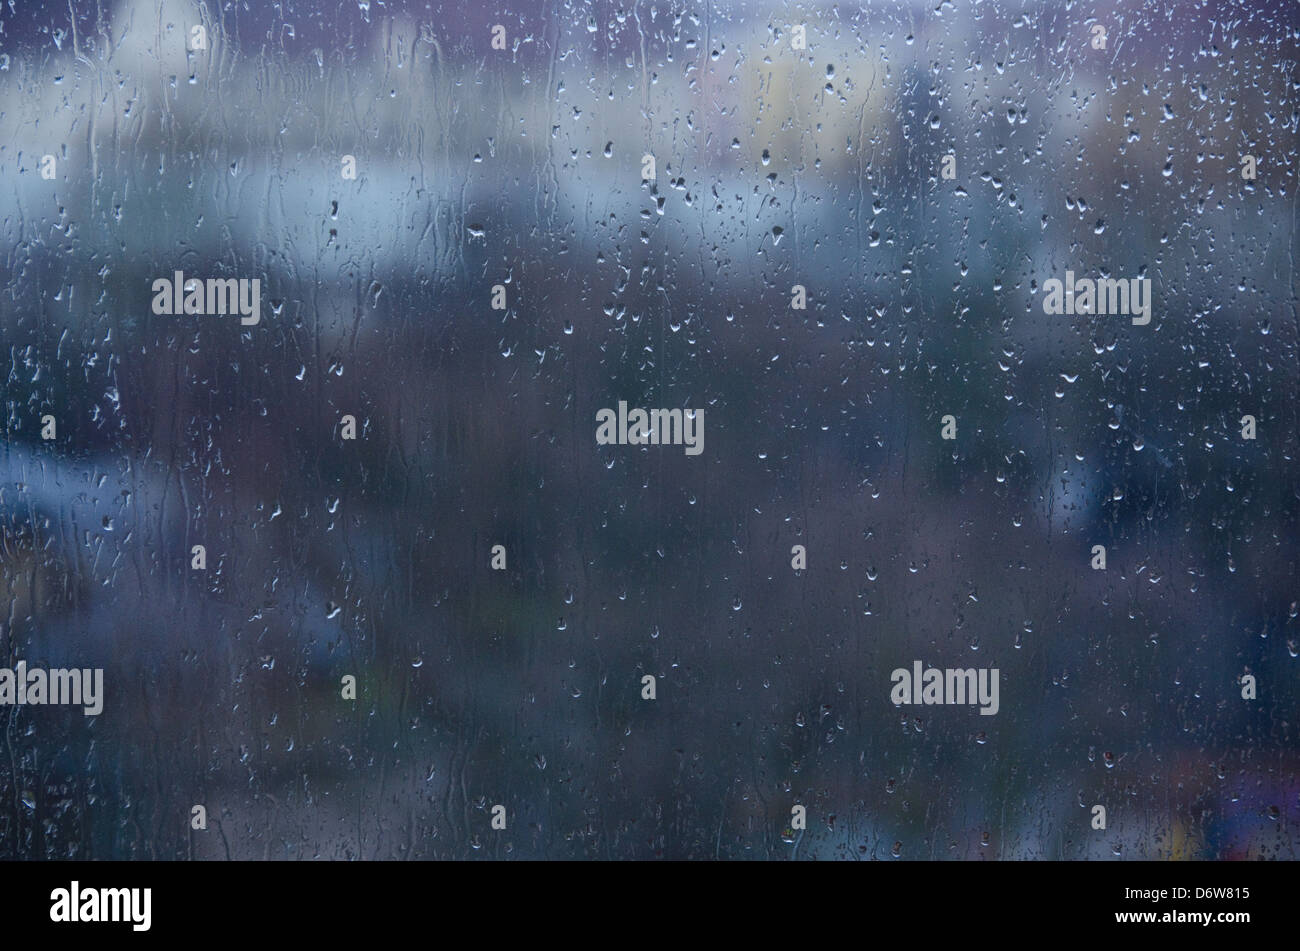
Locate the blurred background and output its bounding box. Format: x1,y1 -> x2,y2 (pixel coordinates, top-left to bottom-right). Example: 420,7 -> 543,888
0,0 -> 1296,859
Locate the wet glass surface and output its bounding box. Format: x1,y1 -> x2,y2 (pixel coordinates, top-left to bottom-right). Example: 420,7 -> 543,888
0,0 -> 1296,859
